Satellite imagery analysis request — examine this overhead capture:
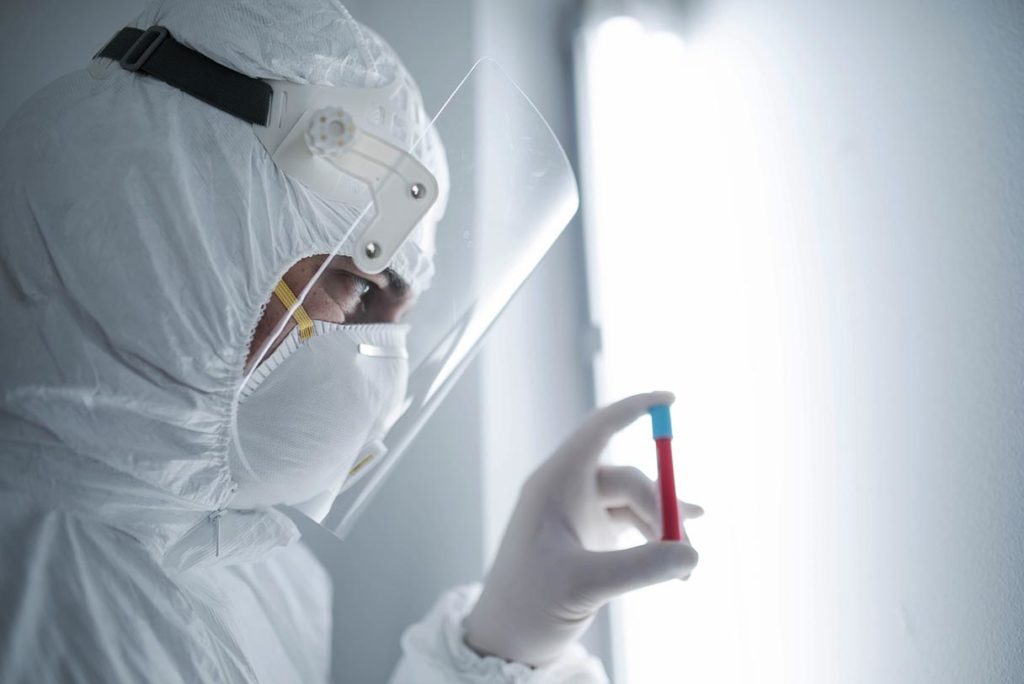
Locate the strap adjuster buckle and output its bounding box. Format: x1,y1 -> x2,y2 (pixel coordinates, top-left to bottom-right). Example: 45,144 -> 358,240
119,26 -> 168,72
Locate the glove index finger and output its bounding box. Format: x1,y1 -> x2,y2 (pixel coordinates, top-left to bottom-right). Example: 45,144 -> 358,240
558,391 -> 675,467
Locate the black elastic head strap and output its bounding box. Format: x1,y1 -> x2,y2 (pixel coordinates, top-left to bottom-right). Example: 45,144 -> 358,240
95,26 -> 273,126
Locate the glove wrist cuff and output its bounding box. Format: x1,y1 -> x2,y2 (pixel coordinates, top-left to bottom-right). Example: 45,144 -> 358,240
398,584 -> 609,683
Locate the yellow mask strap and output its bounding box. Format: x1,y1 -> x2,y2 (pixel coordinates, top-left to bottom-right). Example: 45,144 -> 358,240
273,279 -> 314,341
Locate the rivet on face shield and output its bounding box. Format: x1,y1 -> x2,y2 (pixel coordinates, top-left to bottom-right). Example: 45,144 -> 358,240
410,182 -> 426,200
365,242 -> 380,259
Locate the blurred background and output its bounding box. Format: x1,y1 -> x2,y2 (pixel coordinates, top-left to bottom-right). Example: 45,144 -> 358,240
2,0 -> 1021,682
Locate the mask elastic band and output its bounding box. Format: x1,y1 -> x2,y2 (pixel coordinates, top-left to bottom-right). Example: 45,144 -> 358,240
273,280 -> 314,341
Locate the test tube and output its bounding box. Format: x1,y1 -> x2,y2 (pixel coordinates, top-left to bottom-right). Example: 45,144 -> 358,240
648,404 -> 682,542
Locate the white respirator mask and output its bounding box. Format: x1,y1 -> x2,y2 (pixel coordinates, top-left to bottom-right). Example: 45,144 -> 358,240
227,282 -> 410,522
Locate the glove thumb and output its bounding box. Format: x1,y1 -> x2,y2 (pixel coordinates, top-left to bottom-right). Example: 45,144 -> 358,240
582,542 -> 698,603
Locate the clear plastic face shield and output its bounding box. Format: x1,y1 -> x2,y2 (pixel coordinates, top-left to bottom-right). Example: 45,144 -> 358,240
232,59 -> 580,539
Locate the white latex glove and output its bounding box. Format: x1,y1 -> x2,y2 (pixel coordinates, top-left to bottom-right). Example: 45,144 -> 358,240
463,391 -> 702,667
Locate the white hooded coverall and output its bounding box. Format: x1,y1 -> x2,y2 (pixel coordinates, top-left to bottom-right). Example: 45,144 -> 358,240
0,0 -> 607,681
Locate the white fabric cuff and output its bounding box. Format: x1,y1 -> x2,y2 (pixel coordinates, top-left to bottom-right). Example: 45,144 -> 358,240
392,584 -> 609,684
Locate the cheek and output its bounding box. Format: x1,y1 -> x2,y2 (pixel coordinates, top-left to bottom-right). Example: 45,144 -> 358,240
366,296 -> 412,323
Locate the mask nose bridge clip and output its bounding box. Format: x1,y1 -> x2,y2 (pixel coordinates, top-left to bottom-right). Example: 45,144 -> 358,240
357,342 -> 408,359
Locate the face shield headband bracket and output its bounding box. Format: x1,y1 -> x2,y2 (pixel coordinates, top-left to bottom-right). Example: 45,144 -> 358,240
94,25 -> 440,276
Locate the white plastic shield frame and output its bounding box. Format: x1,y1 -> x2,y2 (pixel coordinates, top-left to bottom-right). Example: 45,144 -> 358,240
234,59 -> 580,540
254,70 -> 442,276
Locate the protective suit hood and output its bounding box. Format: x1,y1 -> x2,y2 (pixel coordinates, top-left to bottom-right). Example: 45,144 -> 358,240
0,0 -> 443,570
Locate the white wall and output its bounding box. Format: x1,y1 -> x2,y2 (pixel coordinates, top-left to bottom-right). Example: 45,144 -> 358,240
336,1 -> 601,677
783,2 -> 1024,679
349,0 -> 611,673
472,0 -> 616,667
724,2 -> 1024,679
0,0 -> 141,125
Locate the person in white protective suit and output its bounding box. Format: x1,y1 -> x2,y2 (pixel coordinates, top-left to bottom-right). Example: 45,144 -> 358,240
0,1 -> 702,682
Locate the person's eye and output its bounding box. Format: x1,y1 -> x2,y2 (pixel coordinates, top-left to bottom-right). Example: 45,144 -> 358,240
348,273 -> 375,301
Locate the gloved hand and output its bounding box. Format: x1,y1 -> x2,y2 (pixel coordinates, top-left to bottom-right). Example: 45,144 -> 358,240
463,391 -> 702,667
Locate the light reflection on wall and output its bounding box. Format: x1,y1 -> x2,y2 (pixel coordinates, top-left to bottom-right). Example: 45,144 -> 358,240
579,12 -> 839,684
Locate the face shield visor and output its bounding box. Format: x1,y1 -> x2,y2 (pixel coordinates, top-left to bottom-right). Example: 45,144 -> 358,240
232,59 -> 579,539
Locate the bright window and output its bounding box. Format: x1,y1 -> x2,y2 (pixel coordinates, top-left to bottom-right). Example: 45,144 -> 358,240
575,12 -> 839,683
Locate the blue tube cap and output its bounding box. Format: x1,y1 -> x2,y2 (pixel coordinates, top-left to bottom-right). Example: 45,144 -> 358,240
649,404 -> 673,440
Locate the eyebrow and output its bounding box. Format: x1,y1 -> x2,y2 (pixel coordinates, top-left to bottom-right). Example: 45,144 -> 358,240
384,268 -> 411,295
